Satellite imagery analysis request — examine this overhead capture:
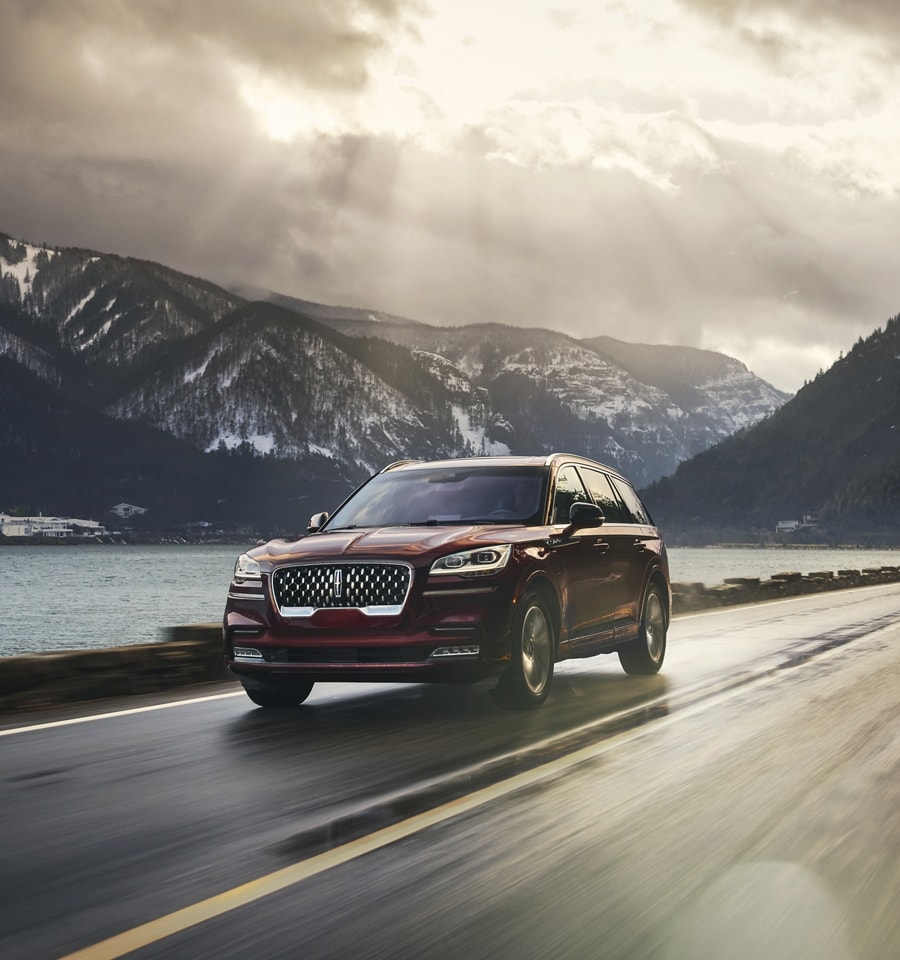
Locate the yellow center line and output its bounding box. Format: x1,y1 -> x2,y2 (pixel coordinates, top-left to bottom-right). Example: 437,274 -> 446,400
56,617 -> 899,959
57,664 -> 799,960
58,760 -> 560,960
60,792 -> 478,958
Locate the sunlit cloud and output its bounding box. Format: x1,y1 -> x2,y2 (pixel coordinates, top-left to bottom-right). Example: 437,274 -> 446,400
701,316 -> 857,393
2,0 -> 900,393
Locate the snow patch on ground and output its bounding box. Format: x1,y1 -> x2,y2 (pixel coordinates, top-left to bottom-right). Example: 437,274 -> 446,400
0,243 -> 57,299
66,289 -> 97,324
80,319 -> 114,350
183,353 -> 213,384
452,406 -> 511,455
307,444 -> 336,458
206,433 -> 276,455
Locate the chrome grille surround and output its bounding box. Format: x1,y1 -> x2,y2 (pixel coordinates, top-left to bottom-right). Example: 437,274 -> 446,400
271,562 -> 413,618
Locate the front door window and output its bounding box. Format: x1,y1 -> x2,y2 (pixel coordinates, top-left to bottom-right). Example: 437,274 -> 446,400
552,465 -> 590,524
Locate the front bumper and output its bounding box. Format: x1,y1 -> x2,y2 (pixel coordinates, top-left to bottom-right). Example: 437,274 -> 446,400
223,577 -> 516,684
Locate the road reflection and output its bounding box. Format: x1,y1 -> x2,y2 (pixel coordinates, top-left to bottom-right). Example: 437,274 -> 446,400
221,669 -> 670,859
663,861 -> 853,960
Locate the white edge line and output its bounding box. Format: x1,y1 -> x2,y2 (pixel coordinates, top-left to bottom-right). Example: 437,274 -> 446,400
0,691 -> 244,737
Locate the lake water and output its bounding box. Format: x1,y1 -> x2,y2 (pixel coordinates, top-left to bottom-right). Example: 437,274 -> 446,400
1,544 -> 239,656
2,543 -> 899,656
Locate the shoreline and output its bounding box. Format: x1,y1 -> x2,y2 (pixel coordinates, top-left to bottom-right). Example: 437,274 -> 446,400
4,535 -> 900,550
3,564 -> 900,714
703,542 -> 900,550
0,536 -> 259,547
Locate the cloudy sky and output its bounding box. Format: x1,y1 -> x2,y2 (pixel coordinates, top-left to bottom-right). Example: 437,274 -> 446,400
2,0 -> 900,392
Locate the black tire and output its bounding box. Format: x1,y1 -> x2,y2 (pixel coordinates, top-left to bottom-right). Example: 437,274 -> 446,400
492,591 -> 555,710
618,584 -> 667,675
242,679 -> 315,708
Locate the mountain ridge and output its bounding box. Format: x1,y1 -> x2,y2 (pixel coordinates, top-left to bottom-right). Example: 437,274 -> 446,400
1,230 -> 789,528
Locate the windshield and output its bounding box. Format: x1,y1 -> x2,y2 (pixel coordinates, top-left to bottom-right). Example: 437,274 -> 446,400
324,466 -> 548,529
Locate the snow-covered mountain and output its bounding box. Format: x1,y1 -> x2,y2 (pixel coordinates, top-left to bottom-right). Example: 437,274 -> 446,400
264,298 -> 790,484
0,230 -> 790,521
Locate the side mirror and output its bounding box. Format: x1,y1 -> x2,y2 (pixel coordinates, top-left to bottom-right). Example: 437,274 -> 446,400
307,511 -> 329,533
567,501 -> 604,530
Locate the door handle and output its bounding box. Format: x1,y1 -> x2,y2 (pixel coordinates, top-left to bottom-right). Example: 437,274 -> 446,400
594,542 -> 610,555
633,540 -> 648,553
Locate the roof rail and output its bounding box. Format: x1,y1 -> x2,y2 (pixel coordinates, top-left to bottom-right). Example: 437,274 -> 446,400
543,452 -> 574,465
379,460 -> 422,473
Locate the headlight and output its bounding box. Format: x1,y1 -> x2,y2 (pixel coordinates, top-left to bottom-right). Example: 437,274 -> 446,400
430,544 -> 511,577
234,553 -> 262,582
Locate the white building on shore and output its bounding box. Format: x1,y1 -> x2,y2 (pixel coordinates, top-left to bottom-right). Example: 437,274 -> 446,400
110,503 -> 148,519
0,513 -> 106,539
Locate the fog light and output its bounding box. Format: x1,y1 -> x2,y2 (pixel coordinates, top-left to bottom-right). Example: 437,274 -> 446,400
233,646 -> 264,661
431,645 -> 481,658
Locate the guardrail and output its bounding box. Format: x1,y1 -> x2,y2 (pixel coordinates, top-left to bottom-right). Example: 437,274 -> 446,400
2,566 -> 899,713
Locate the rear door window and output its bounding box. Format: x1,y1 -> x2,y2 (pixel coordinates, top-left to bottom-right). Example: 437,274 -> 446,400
608,476 -> 653,525
580,468 -> 627,523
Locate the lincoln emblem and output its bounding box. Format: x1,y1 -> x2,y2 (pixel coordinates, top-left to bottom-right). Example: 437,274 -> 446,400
332,568 -> 343,598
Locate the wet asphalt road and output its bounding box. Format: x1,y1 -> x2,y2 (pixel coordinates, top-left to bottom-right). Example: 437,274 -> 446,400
2,583 -> 900,959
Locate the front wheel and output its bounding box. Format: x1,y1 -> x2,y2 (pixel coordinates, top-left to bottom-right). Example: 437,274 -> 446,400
242,679 -> 315,708
618,584 -> 667,675
492,592 -> 555,710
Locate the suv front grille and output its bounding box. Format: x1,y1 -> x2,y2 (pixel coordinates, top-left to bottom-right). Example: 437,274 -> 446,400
272,563 -> 413,617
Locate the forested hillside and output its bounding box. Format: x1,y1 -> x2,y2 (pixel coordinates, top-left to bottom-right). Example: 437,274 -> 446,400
646,316 -> 900,542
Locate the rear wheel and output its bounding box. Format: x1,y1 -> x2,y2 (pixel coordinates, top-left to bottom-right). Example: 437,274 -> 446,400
242,679 -> 315,708
492,591 -> 555,710
618,584 -> 667,675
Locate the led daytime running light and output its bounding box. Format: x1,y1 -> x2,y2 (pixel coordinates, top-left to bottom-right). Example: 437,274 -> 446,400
234,553 -> 262,581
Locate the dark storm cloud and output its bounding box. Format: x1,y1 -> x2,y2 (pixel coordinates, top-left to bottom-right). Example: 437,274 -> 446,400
0,0 -> 423,171
678,0 -> 900,50
0,0 -> 421,105
0,0 -> 424,281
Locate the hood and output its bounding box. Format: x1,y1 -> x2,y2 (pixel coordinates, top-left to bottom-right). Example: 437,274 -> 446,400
253,524 -> 545,565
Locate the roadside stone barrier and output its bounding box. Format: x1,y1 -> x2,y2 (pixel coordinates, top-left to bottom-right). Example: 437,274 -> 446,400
2,565 -> 900,713
0,624 -> 230,713
671,565 -> 900,612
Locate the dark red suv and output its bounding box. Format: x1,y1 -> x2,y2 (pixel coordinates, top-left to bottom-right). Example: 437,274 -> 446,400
224,454 -> 670,709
